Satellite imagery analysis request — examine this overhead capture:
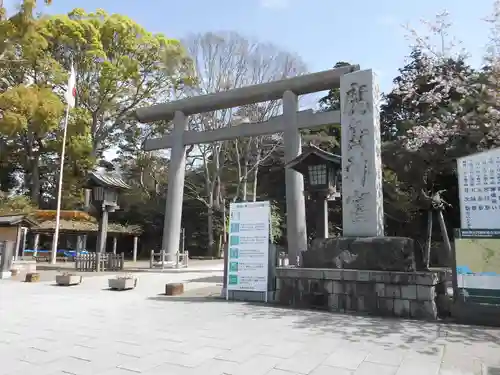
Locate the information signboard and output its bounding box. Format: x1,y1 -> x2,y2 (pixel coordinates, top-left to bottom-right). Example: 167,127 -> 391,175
226,201 -> 270,294
457,148 -> 500,229
454,229 -> 500,304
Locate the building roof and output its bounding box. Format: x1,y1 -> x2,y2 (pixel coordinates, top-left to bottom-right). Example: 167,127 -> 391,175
0,215 -> 37,227
85,170 -> 131,190
285,144 -> 341,174
31,219 -> 142,236
0,211 -> 142,235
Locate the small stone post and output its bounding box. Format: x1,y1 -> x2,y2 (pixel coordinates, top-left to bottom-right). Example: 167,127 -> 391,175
133,236 -> 138,262
0,241 -> 14,279
112,237 -> 117,255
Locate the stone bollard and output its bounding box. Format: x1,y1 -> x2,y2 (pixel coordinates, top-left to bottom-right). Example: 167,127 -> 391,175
0,240 -> 14,279
165,283 -> 184,296
25,273 -> 40,283
10,269 -> 20,276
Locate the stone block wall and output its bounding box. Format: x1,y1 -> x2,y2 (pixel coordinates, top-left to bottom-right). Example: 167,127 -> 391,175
274,268 -> 448,320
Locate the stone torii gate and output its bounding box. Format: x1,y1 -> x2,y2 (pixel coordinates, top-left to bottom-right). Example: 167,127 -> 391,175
135,66 -> 384,264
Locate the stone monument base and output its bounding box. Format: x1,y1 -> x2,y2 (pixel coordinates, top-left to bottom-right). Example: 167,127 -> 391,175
302,236 -> 418,271
273,268 -> 448,320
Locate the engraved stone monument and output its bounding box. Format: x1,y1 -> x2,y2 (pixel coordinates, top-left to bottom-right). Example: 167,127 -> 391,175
302,70 -> 417,271
340,69 -> 384,237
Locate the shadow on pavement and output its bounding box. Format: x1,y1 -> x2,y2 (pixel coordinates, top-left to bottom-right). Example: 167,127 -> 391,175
185,276 -> 223,283
147,292 -> 500,351
149,295 -> 225,303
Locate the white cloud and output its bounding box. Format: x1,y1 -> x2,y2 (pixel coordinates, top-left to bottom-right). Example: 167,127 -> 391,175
259,0 -> 290,9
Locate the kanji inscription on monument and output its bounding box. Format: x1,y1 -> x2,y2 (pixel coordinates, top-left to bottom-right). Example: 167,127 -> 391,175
340,69 -> 384,237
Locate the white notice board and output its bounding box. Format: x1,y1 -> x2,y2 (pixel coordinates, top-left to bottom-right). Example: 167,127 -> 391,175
227,201 -> 270,293
457,148 -> 500,229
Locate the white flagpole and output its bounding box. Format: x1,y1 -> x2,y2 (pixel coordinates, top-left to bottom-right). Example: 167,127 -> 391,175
50,102 -> 71,264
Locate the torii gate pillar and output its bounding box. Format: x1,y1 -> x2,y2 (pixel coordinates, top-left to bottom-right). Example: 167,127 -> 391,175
161,111 -> 188,256
283,90 -> 308,263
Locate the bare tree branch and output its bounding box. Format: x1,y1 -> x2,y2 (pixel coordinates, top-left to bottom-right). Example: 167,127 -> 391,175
180,31 -> 307,252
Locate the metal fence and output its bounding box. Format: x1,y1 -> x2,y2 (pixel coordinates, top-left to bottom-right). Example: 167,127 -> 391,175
75,253 -> 124,272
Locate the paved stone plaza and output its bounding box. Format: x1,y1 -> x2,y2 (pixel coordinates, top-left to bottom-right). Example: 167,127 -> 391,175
1,270 -> 500,375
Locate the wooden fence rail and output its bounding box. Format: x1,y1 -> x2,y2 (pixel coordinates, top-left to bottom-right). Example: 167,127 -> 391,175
75,253 -> 124,272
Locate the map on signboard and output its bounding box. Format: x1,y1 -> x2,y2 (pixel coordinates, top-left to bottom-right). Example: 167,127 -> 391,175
455,231 -> 500,275
454,229 -> 500,301
457,148 -> 500,229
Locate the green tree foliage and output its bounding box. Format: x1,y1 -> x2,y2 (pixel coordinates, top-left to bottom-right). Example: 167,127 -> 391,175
0,191 -> 34,214
41,8 -> 192,158
302,61 -> 351,153
0,85 -> 64,204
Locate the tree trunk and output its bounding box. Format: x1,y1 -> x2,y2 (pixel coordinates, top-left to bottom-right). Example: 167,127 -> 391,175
251,167 -> 259,202
207,204 -> 215,257
251,153 -> 261,202
30,156 -> 41,206
242,161 -> 248,201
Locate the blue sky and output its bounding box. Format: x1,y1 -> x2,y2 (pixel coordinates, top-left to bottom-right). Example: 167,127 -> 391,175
6,0 -> 496,93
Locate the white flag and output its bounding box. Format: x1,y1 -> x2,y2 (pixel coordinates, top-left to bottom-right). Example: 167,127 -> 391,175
64,64 -> 76,108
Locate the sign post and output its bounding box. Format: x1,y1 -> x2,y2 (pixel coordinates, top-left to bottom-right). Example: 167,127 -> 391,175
226,201 -> 270,301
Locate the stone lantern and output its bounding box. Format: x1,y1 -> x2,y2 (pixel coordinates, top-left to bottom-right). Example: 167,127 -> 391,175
84,170 -> 131,254
286,144 -> 341,239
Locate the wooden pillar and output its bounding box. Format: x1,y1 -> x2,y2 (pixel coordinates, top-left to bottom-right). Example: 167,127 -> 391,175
14,225 -> 22,261
20,227 -> 27,258
133,236 -> 138,262
33,233 -> 40,257
112,237 -> 117,255
96,209 -> 109,254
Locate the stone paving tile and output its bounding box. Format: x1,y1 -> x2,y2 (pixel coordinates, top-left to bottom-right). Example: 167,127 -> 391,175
214,342 -> 265,363
161,349 -> 216,368
311,337 -> 345,353
115,352 -> 173,373
440,352 -> 483,375
364,347 -> 407,367
142,362 -> 193,375
227,354 -> 283,375
2,271 -> 500,375
355,362 -> 398,375
29,355 -> 114,375
179,358 -> 238,375
439,370 -> 478,375
274,351 -> 330,374
310,365 -> 354,375
322,346 -> 369,370
0,358 -> 33,375
395,358 -> 442,375
261,341 -> 305,359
